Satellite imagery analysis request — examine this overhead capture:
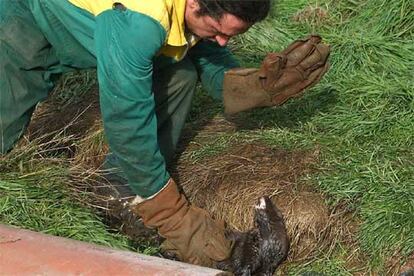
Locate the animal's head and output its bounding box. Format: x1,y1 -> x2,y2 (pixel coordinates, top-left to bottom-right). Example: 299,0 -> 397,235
254,196 -> 285,235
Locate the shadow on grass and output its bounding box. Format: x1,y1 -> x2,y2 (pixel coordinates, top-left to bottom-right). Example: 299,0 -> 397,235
228,85 -> 339,131
170,85 -> 338,178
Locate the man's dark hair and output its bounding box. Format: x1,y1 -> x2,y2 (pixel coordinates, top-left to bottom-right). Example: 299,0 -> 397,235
197,0 -> 271,24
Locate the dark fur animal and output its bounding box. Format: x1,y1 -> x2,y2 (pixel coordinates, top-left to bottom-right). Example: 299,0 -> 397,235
400,269 -> 414,276
218,196 -> 290,275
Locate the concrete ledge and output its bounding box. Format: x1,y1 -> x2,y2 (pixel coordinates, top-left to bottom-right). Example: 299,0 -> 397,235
0,224 -> 224,275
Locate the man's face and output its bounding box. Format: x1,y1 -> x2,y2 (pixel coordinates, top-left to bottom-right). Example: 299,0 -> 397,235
185,0 -> 252,46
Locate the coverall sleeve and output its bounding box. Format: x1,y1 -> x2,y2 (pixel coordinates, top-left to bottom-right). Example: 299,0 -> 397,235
188,40 -> 240,100
94,9 -> 169,198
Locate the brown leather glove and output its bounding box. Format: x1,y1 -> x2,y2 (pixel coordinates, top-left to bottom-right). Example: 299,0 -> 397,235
130,179 -> 232,267
223,34 -> 330,114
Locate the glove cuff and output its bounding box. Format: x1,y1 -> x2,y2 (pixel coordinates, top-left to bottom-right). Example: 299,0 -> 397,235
130,178 -> 173,205
130,178 -> 189,233
223,68 -> 272,115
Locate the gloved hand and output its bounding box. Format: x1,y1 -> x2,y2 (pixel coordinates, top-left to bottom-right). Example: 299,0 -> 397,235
130,179 -> 232,268
223,34 -> 330,114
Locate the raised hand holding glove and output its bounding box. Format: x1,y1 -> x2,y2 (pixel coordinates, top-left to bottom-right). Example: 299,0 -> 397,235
130,179 -> 232,268
223,35 -> 330,114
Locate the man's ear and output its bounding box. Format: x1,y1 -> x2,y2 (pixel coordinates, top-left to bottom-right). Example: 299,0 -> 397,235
186,0 -> 200,12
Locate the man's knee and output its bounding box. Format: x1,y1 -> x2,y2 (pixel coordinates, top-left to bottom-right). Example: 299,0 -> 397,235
174,61 -> 198,91
153,58 -> 198,98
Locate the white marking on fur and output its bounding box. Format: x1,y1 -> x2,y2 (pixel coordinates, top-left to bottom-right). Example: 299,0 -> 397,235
255,197 -> 267,209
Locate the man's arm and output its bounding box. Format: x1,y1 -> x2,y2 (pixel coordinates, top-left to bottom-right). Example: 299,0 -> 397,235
95,8 -> 169,198
188,40 -> 240,100
190,36 -> 330,115
95,9 -> 232,268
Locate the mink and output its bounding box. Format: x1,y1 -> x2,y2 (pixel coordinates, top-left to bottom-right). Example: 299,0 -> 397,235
218,196 -> 290,276
400,268 -> 414,276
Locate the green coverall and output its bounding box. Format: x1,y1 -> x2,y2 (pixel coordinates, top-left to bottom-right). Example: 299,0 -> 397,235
0,0 -> 239,198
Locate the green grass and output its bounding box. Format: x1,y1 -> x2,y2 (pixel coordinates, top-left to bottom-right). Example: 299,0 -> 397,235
287,246 -> 359,276
53,70 -> 97,108
0,165 -> 132,250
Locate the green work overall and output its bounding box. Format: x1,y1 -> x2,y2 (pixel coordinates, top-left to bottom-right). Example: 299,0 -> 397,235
0,0 -> 239,197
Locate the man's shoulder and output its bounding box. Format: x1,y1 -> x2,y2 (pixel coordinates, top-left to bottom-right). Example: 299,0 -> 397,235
68,0 -> 174,28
